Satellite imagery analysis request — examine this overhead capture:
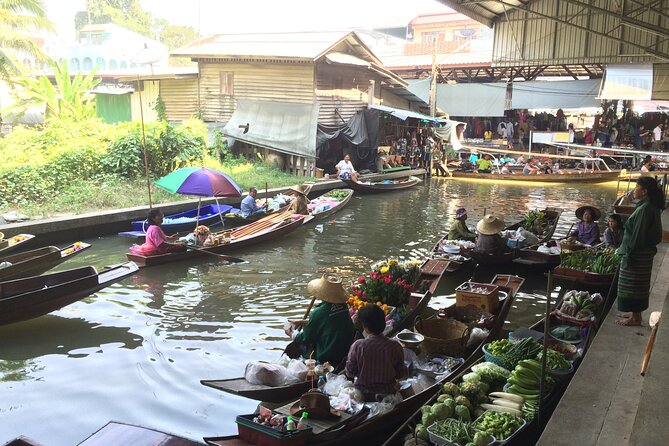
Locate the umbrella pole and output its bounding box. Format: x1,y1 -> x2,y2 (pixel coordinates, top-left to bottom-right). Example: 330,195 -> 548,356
195,197 -> 202,230
137,73 -> 153,208
265,182 -> 269,208
216,197 -> 226,228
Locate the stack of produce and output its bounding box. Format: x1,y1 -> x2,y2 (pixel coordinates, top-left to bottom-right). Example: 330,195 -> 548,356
498,338 -> 542,370
557,290 -> 603,321
427,418 -> 493,446
536,349 -> 570,371
558,248 -> 620,274
474,410 -> 524,441
505,359 -> 552,420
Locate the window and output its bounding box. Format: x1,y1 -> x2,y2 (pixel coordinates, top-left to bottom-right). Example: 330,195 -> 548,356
83,57 -> 93,70
454,29 -> 477,41
109,59 -> 118,69
220,72 -> 234,95
96,57 -> 106,69
422,31 -> 440,43
70,58 -> 80,71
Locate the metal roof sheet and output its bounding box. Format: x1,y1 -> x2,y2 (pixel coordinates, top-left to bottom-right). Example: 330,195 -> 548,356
172,31 -> 363,61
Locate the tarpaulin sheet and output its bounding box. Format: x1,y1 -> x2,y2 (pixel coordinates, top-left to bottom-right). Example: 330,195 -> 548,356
368,104 -> 438,121
652,63 -> 669,100
436,83 -> 506,117
434,119 -> 467,150
316,109 -> 379,171
599,64 -> 653,100
511,79 -> 600,109
222,99 -> 319,158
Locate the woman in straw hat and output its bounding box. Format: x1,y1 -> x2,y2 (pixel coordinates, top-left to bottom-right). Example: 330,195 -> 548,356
448,207 -> 476,241
569,205 -> 601,246
284,275 -> 355,366
475,214 -> 509,256
287,184 -> 311,215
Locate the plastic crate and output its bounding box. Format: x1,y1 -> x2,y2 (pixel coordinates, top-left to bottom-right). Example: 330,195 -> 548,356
427,419 -> 495,446
236,414 -> 312,446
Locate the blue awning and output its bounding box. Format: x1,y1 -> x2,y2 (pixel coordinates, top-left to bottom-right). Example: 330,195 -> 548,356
368,104 -> 439,122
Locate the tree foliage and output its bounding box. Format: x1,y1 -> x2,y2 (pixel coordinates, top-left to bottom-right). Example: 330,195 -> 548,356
0,0 -> 54,80
3,59 -> 100,121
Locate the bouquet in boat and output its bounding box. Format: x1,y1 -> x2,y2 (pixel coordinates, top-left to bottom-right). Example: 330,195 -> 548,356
348,258 -> 421,323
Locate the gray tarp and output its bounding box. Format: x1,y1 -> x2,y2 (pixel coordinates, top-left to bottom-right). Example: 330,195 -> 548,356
316,109 -> 379,171
434,119 -> 466,150
222,99 -> 319,158
512,79 -> 600,109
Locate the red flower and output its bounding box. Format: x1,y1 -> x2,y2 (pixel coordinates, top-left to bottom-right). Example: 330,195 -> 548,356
357,276 -> 366,284
355,289 -> 362,297
384,277 -> 392,284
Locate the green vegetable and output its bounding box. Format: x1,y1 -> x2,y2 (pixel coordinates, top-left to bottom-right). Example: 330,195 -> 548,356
443,399 -> 457,411
437,394 -> 452,403
471,362 -> 511,383
415,424 -> 428,441
428,418 -> 476,445
463,372 -> 481,383
324,189 -> 350,201
455,395 -> 472,411
537,349 -> 570,370
475,411 -> 524,440
522,210 -> 547,233
455,404 -> 471,422
458,382 -> 480,403
442,382 -> 460,396
431,403 -> 453,420
473,431 -> 494,446
486,339 -> 512,356
499,338 -> 542,369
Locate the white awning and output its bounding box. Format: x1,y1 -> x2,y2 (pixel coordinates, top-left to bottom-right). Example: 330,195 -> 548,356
512,79 -> 600,110
325,52 -> 369,66
436,83 -> 506,117
222,99 -> 319,158
599,65 -> 653,100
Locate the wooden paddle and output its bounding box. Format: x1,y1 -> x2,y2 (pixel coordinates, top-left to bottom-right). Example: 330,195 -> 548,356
283,295 -> 318,358
641,311 -> 661,376
186,246 -> 245,263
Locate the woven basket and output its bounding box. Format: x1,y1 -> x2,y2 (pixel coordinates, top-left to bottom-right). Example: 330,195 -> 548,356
482,343 -> 511,369
439,305 -> 495,329
415,318 -> 469,356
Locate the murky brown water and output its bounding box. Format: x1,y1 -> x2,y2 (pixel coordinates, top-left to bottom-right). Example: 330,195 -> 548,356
0,177 -> 619,444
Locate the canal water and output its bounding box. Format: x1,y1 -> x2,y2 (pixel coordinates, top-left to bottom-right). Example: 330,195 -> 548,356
0,178 -> 619,444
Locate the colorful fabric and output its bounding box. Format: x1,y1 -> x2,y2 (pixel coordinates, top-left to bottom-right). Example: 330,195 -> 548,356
570,221 -> 600,245
294,303 -> 355,366
130,225 -> 170,255
616,198 -> 662,312
335,160 -> 355,175
345,333 -> 407,396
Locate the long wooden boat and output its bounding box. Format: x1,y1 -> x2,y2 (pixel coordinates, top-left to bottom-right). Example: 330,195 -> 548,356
0,262 -> 138,326
383,285 -> 609,446
0,234 -> 36,255
76,421 -> 204,446
200,258 -> 452,404
119,204 -> 234,238
429,235 -> 474,273
203,278 -> 519,446
0,242 -> 91,281
451,170 -> 621,184
343,176 -> 422,194
464,207 -> 562,266
308,189 -> 354,220
126,213 -> 313,268
613,194 -> 635,218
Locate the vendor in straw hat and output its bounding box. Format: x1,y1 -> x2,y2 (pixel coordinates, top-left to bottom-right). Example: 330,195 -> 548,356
475,214 -> 509,256
287,184 -> 311,215
569,205 -> 601,246
448,207 -> 476,241
284,275 -> 355,366
345,304 -> 408,402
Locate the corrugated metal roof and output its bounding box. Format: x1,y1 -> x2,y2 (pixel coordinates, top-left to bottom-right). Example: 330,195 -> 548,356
172,31 -> 377,62
410,12 -> 477,26
383,50 -> 493,69
436,0 -> 529,27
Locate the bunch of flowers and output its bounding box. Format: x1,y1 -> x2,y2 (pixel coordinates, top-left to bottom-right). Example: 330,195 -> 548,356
349,258 -> 421,308
194,225 -> 210,236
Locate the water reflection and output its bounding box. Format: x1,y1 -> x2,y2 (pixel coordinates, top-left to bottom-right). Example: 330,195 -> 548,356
0,178 -> 618,444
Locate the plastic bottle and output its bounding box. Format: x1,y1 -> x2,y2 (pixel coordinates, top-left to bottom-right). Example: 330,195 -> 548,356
296,412 -> 308,430
285,416 -> 296,431
317,376 -> 326,392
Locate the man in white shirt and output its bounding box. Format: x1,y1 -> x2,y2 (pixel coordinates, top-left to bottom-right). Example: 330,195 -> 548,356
335,153 -> 358,181
652,124 -> 663,150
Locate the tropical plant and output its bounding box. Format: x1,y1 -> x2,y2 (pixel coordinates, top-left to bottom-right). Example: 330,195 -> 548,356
3,59 -> 100,121
0,0 -> 54,81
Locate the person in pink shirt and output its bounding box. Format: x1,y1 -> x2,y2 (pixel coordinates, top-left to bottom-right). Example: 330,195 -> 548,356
130,209 -> 187,255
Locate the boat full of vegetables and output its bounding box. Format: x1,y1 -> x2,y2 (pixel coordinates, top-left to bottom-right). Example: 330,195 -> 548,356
557,248 -> 620,276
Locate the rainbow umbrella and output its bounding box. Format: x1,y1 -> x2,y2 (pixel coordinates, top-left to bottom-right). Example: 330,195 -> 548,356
155,167 -> 242,197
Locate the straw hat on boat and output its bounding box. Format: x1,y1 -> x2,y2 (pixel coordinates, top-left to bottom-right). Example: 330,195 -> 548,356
476,215 -> 506,235
575,205 -> 601,221
288,184 -> 310,196
307,275 -> 347,304
290,390 -> 341,419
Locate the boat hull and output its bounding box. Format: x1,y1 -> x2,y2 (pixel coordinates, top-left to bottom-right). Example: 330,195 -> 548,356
0,243 -> 91,281
343,176 -> 422,193
451,170 -> 621,183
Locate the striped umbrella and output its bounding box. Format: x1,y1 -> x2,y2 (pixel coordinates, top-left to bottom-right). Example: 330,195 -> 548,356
155,167 -> 243,197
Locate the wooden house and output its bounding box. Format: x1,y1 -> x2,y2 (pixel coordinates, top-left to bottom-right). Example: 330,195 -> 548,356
170,31 -> 427,175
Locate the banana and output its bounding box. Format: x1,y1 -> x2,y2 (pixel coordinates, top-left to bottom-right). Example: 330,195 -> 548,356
507,383 -> 540,397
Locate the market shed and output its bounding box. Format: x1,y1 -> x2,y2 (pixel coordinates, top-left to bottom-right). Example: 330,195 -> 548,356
171,31 -> 424,175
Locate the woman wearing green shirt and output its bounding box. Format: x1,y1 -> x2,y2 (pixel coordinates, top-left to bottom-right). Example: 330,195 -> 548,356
284,275 -> 355,365
616,177 -> 665,326
448,207 -> 476,241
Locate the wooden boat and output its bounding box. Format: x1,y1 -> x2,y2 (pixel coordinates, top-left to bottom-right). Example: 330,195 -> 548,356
464,207 -> 562,266
0,262 -> 138,326
203,278 -> 519,446
200,259 -> 452,404
513,243 -> 561,268
0,242 -> 92,281
0,234 -> 36,255
308,189 -> 354,220
429,235 -> 473,273
76,421 -> 203,446
119,204 -> 234,238
343,176 -> 422,194
384,286 -> 609,446
451,170 -> 621,183
126,213 -> 313,268
613,194 -> 635,218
